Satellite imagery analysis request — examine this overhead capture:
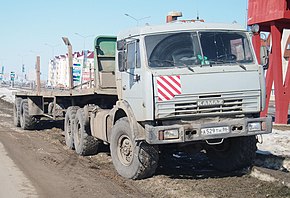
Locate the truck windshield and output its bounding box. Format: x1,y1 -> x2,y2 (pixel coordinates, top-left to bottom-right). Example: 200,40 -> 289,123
145,31 -> 254,68
199,31 -> 253,65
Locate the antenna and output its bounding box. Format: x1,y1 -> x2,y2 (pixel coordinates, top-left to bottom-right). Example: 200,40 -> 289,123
196,0 -> 200,20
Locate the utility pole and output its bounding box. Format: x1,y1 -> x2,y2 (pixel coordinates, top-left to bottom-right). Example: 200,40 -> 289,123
62,37 -> 73,90
36,56 -> 41,94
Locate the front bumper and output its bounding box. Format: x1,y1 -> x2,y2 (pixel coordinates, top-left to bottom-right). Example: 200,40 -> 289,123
145,116 -> 272,144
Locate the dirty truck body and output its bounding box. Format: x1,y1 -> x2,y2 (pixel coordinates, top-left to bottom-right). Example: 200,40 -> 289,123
14,22 -> 272,179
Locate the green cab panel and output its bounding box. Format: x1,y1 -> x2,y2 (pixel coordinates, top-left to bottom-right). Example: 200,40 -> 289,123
94,36 -> 117,88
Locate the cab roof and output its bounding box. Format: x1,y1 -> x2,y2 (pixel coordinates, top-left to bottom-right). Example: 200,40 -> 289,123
118,22 -> 246,40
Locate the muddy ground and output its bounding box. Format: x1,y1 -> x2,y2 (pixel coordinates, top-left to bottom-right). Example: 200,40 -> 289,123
0,99 -> 289,198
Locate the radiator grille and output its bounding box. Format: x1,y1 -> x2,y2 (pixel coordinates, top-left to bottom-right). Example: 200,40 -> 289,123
155,91 -> 260,119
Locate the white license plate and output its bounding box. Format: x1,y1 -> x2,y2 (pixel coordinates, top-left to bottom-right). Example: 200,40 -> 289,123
201,126 -> 230,135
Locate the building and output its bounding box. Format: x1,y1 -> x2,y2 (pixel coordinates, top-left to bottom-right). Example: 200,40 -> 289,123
47,50 -> 94,88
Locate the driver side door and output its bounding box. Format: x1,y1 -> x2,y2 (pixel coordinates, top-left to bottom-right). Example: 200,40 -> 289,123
119,40 -> 144,120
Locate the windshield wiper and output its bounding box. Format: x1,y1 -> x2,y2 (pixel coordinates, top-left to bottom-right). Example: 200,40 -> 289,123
149,59 -> 175,67
181,64 -> 195,72
149,59 -> 195,72
227,60 -> 247,70
238,64 -> 247,71
174,61 -> 195,72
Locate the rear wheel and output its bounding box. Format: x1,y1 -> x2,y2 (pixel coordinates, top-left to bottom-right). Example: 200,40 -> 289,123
13,97 -> 22,127
64,106 -> 79,149
110,117 -> 159,180
74,108 -> 99,156
207,136 -> 257,172
19,99 -> 37,130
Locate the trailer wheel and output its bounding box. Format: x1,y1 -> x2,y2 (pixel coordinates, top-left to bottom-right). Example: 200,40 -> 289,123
74,108 -> 98,156
64,106 -> 79,149
207,136 -> 257,172
13,97 -> 22,127
19,99 -> 37,130
110,117 -> 159,180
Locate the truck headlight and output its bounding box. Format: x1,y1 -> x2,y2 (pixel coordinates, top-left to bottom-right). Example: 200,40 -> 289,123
159,129 -> 179,140
248,122 -> 261,132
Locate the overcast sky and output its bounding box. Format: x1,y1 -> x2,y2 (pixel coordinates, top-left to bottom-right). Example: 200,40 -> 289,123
0,0 -> 247,80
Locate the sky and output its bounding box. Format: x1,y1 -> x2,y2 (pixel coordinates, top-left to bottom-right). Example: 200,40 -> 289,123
0,0 -> 248,81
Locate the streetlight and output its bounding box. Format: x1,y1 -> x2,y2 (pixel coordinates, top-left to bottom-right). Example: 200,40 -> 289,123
44,43 -> 60,58
124,13 -> 151,26
74,33 -> 94,50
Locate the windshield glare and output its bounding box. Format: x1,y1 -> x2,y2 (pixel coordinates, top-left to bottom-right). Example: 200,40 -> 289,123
145,31 -> 254,68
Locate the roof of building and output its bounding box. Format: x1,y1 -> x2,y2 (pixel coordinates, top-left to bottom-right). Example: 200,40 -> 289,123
54,50 -> 94,59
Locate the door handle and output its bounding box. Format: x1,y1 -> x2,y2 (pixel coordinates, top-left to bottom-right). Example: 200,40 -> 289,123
122,85 -> 126,90
134,74 -> 140,82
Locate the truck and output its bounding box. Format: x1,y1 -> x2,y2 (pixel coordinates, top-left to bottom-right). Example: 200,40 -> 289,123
13,17 -> 272,180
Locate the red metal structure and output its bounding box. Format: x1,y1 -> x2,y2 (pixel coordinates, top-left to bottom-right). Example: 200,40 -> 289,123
248,0 -> 290,124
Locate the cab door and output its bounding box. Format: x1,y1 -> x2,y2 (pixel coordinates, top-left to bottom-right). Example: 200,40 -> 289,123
119,39 -> 144,120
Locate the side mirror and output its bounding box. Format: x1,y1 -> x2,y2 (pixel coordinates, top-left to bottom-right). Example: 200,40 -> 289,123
118,52 -> 127,72
262,58 -> 269,70
260,46 -> 269,70
117,40 -> 126,51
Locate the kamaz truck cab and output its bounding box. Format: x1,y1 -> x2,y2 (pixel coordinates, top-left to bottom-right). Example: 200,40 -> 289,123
111,21 -> 272,179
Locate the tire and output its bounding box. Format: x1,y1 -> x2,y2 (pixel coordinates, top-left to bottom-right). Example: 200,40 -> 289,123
19,99 -> 37,130
110,117 -> 159,180
207,136 -> 257,172
13,97 -> 22,127
74,108 -> 98,156
64,106 -> 79,149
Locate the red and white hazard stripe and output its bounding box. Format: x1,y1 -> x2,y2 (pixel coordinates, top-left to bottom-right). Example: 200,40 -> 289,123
157,75 -> 181,101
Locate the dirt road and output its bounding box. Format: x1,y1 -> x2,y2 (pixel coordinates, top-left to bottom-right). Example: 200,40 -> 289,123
0,99 -> 289,198
0,141 -> 38,197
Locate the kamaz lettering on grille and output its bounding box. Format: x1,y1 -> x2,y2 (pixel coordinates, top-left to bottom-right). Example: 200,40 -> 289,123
197,99 -> 224,107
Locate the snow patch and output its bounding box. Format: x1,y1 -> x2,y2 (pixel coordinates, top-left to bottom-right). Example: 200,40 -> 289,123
257,129 -> 290,157
0,87 -> 15,103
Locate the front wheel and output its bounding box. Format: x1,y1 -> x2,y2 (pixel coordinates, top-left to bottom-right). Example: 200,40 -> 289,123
110,117 -> 159,180
206,136 -> 257,172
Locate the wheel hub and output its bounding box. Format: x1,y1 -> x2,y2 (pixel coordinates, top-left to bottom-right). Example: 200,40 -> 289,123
118,135 -> 133,166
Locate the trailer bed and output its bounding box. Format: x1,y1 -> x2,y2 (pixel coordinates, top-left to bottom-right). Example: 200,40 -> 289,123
14,87 -> 117,97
